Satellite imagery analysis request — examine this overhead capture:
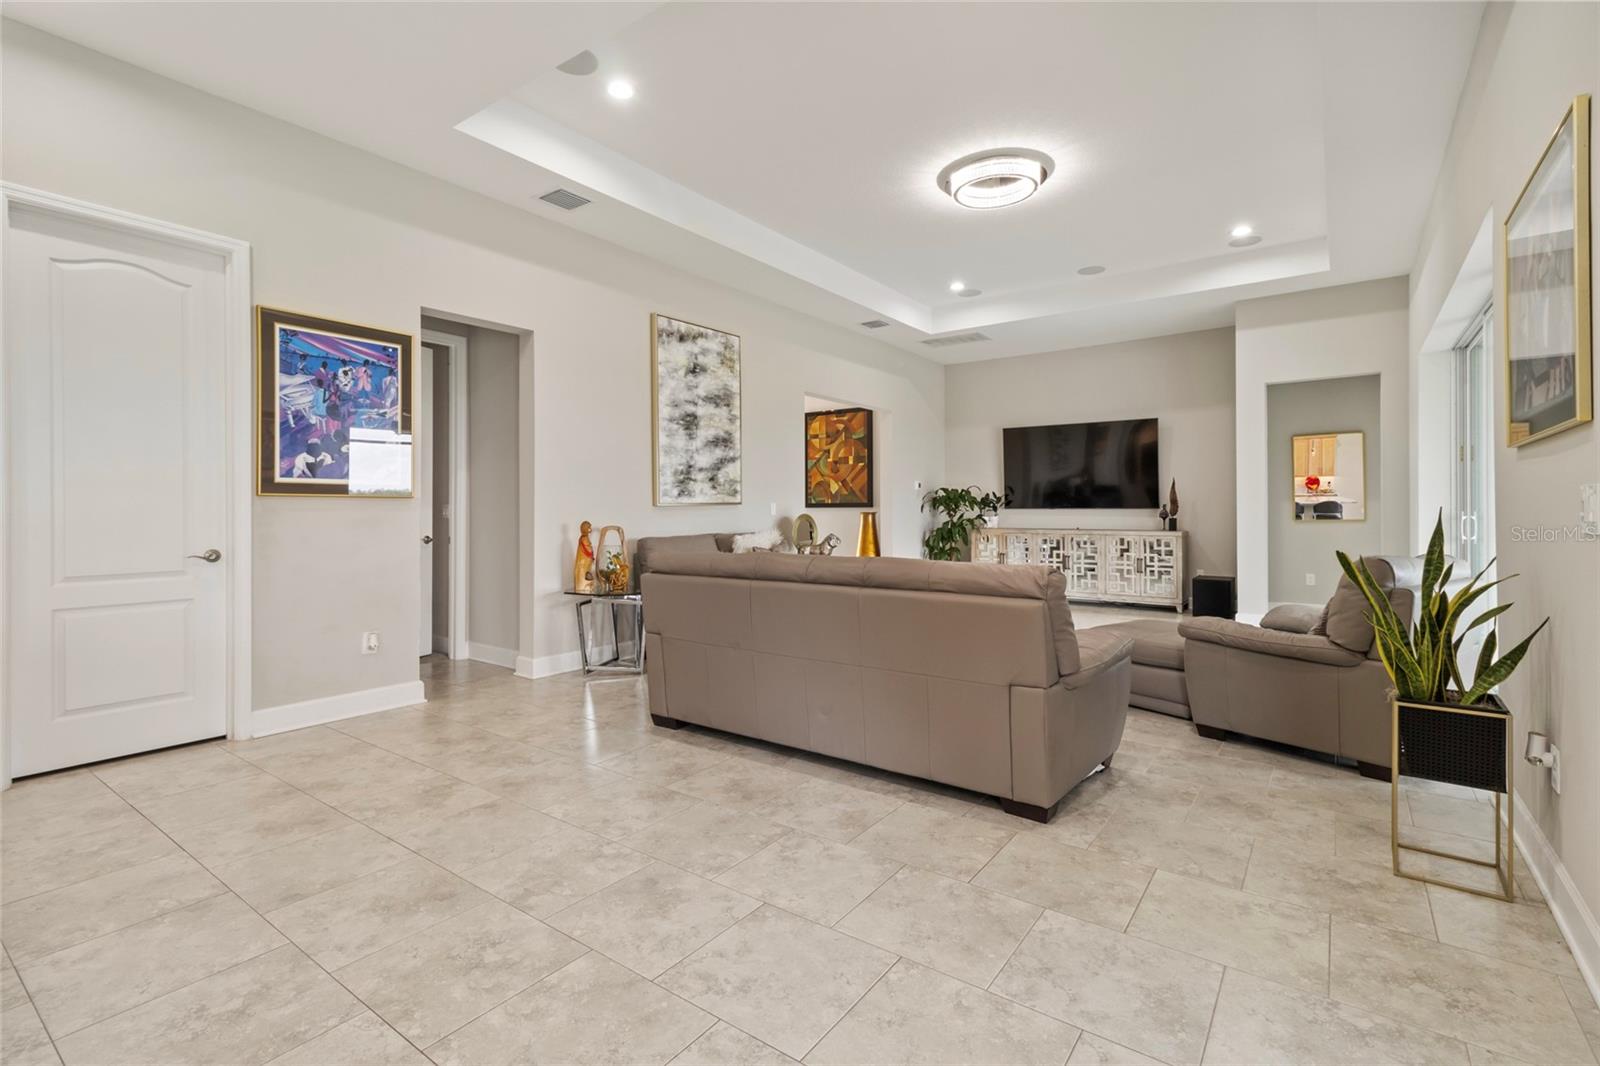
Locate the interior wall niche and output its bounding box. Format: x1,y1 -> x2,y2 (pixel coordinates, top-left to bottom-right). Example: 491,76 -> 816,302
1266,374 -> 1382,603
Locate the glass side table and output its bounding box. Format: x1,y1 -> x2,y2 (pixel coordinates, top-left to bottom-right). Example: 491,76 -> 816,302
564,590 -> 644,674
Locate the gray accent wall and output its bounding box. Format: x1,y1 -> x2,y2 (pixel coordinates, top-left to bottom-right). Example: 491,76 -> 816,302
944,328 -> 1237,589
1266,374 -> 1381,604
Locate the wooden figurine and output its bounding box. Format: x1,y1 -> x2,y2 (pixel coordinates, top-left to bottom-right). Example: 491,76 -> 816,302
573,520 -> 596,593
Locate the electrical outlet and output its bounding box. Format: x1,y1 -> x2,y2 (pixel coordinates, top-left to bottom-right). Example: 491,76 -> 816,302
1305,572 -> 1316,587
362,631 -> 380,655
1551,744 -> 1562,794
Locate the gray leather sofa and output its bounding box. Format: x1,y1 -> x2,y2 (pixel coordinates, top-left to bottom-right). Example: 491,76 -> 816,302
1178,556 -> 1424,778
642,553 -> 1133,821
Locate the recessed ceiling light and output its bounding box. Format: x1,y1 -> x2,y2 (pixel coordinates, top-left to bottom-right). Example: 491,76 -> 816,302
937,148 -> 1055,210
1230,223 -> 1254,238
949,280 -> 966,293
1077,265 -> 1106,276
606,79 -> 635,101
957,288 -> 982,298
1228,234 -> 1263,248
556,50 -> 598,76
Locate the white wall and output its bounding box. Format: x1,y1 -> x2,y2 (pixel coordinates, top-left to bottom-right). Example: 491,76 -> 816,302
1410,0 -> 1600,991
1266,375 -> 1382,603
0,22 -> 945,711
463,324 -> 521,658
1234,277 -> 1412,620
944,328 -> 1237,587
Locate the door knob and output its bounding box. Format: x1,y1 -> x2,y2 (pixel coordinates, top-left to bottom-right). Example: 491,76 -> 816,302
187,548 -> 222,563
422,535 -> 434,544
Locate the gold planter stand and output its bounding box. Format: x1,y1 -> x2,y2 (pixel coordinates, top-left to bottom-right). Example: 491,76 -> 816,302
1390,695 -> 1515,901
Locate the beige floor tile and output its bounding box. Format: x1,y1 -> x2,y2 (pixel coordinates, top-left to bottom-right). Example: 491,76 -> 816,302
846,802 -> 1014,881
974,833 -> 1155,930
1268,768 -> 1398,824
753,777 -> 903,845
2,1001 -> 61,1066
1127,869 -> 1330,993
54,944 -> 364,1066
535,721 -> 658,764
404,734 -> 552,784
20,893 -> 284,1036
128,772 -> 300,833
1244,839 -> 1436,938
670,758 -> 811,810
337,775 -> 501,831
1,771 -> 121,825
211,823 -> 413,912
1,854 -> 225,963
1088,810 -> 1253,888
164,790 -> 353,866
461,820 -> 652,918
836,866 -> 1039,986
1408,791 -> 1500,841
1184,785 -> 1336,851
623,802 -> 789,877
265,854 -> 488,970
1149,748 -> 1277,789
1564,977 -> 1600,1062
542,777 -> 702,840
991,909 -> 1223,1065
670,1022 -> 796,1065
427,951 -> 714,1065
225,724 -> 375,762
379,798 -> 568,873
1092,767 -> 1203,822
2,817 -> 179,904
1203,968 -> 1469,1065
1467,1046 -> 1529,1065
715,832 -> 902,926
547,861 -> 758,978
808,958 -> 1078,1065
1067,1032 -> 1165,1065
477,758 -> 629,810
92,744 -> 258,804
1329,917 -> 1593,1063
601,740 -> 731,784
660,905 -> 894,1060
2,954 -> 27,1011
1426,886 -> 1581,978
0,791 -> 143,855
266,1010 -> 430,1066
335,900 -> 585,1047
249,743 -> 449,813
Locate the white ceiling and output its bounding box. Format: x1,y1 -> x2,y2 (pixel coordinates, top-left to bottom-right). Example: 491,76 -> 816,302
5,1 -> 1484,363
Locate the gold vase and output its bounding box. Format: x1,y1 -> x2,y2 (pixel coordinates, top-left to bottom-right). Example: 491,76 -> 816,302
856,511 -> 880,557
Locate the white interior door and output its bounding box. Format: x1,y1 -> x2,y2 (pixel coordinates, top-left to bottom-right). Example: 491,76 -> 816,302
418,345 -> 433,657
6,205 -> 229,776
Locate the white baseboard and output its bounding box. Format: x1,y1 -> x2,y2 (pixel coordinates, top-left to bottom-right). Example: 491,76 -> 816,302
1513,791 -> 1600,1006
516,651 -> 583,679
249,680 -> 426,738
467,642 -> 518,669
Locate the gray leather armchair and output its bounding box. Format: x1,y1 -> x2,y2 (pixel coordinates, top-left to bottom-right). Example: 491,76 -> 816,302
1178,556 -> 1425,778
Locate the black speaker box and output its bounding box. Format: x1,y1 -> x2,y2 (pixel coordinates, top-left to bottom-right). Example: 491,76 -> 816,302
1192,575 -> 1236,619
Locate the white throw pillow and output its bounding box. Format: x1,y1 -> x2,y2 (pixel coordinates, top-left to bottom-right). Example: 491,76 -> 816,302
731,529 -> 785,553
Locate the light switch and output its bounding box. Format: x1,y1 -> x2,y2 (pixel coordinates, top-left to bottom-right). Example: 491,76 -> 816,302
1581,483 -> 1599,537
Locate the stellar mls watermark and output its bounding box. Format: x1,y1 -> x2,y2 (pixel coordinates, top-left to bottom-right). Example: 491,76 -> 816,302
1508,523 -> 1599,543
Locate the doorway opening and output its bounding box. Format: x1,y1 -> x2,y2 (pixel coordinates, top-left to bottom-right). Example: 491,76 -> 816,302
418,315 -> 523,671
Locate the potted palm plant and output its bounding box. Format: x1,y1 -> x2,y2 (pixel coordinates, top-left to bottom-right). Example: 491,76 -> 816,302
921,486 -> 1009,561
1336,512 -> 1547,792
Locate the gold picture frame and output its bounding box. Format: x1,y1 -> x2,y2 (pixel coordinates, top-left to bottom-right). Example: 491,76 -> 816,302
256,305 -> 414,498
1504,94 -> 1591,447
1290,430 -> 1367,521
650,313 -> 742,506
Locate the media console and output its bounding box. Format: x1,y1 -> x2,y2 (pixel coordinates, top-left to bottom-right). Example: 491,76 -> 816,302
971,527 -> 1187,612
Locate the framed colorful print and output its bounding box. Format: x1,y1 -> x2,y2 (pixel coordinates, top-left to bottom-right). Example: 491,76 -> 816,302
257,306 -> 413,497
651,313 -> 741,505
805,406 -> 874,507
1505,94 -> 1590,447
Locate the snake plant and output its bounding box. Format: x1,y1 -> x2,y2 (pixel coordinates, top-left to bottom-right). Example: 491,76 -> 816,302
1336,512 -> 1546,706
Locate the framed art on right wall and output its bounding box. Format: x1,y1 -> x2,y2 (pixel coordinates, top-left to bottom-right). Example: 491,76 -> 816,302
1505,93 -> 1591,447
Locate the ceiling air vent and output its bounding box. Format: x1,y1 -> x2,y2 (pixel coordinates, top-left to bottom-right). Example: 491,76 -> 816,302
539,189 -> 591,211
859,319 -> 890,330
921,331 -> 990,348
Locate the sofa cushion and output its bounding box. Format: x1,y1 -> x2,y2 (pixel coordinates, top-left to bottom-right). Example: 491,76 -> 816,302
1180,617 -> 1365,666
634,533 -> 724,585
1323,556 -> 1399,654
1091,619 -> 1183,669
1261,604 -> 1323,634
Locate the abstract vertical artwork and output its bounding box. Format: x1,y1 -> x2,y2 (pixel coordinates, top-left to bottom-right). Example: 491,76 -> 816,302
651,313 -> 741,505
804,406 -> 874,507
257,306 -> 412,497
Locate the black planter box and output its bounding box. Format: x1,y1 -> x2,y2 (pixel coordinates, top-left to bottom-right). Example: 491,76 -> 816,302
1394,693 -> 1509,793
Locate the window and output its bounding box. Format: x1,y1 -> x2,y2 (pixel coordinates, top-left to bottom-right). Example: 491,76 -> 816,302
1452,303 -> 1495,575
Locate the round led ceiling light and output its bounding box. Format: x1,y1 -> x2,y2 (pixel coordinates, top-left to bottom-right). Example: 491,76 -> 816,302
937,148 -> 1055,210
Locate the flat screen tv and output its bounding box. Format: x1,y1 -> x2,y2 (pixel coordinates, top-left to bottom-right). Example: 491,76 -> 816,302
1003,418 -> 1159,509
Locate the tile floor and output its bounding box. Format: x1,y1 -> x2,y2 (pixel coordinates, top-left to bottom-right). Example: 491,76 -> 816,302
3,650 -> 1599,1065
